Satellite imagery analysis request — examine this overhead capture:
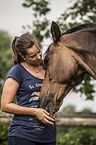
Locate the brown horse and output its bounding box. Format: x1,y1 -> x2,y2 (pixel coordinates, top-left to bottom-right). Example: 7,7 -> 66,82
39,21 -> 96,115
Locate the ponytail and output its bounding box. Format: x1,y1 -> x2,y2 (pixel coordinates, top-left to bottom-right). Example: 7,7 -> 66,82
11,37 -> 25,65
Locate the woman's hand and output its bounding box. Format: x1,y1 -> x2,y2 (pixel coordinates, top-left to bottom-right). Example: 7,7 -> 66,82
34,108 -> 55,126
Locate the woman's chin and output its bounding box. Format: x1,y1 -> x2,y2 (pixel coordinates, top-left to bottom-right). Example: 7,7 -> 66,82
30,59 -> 43,66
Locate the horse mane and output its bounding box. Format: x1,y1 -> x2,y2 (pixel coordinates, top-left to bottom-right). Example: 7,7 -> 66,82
62,23 -> 96,35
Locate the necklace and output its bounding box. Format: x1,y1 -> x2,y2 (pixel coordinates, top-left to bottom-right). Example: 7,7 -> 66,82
24,63 -> 39,73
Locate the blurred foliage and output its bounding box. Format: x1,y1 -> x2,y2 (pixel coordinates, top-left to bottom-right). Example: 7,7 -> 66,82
62,105 -> 76,112
0,123 -> 10,145
57,0 -> 96,31
57,126 -> 96,145
62,104 -> 92,113
0,30 -> 13,97
22,0 -> 51,42
73,75 -> 95,100
81,108 -> 92,113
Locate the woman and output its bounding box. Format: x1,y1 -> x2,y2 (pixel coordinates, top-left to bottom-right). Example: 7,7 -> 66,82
1,33 -> 56,145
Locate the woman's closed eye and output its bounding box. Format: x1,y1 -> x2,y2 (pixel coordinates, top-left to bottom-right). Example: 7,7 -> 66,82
29,54 -> 36,58
29,50 -> 41,58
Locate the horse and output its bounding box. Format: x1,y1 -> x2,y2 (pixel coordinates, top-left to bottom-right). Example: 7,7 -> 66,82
39,21 -> 96,116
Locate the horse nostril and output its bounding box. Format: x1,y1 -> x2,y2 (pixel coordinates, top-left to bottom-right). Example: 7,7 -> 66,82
46,99 -> 50,104
49,77 -> 52,81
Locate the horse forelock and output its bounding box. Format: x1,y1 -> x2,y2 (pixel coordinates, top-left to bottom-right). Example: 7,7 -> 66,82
44,43 -> 52,57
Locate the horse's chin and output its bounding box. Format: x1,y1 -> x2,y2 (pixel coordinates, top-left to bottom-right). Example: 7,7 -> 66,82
38,97 -> 59,116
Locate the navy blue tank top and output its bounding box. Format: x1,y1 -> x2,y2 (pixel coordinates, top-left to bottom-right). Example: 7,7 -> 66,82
6,64 -> 56,143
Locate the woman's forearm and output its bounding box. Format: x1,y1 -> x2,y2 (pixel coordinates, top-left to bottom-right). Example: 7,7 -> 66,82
1,102 -> 37,116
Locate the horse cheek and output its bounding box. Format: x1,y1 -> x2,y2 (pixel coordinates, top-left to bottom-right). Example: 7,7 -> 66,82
39,71 -> 50,106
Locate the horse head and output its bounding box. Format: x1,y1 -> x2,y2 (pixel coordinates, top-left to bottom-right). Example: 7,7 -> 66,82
39,21 -> 96,116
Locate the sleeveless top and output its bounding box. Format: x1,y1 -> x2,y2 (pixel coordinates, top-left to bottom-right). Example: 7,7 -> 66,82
6,64 -> 56,143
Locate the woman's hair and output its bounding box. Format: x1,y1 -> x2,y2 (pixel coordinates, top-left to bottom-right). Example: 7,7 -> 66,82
12,33 -> 41,65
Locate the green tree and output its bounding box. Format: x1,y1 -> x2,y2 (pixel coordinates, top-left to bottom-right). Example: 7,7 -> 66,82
0,30 -> 12,97
22,0 -> 96,100
81,107 -> 92,113
22,0 -> 51,42
62,105 -> 76,113
57,0 -> 96,31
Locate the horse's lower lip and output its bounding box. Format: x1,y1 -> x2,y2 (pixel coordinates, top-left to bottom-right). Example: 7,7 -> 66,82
39,59 -> 43,64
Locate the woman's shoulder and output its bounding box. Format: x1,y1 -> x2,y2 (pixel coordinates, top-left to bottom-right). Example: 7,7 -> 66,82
5,64 -> 22,83
10,63 -> 23,72
13,63 -> 22,68
6,64 -> 23,80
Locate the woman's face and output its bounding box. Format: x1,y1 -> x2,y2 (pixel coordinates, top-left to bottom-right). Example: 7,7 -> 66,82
25,43 -> 42,65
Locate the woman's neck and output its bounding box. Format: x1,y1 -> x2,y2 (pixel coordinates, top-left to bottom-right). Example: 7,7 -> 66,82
24,62 -> 40,73
21,62 -> 45,79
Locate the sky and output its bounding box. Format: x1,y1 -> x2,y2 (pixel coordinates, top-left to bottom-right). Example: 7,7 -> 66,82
0,0 -> 72,36
0,0 -> 96,112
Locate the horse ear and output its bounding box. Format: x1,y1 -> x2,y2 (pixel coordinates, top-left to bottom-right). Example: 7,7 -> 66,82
51,21 -> 61,44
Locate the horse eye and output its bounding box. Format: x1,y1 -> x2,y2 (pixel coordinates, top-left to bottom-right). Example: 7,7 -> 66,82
44,58 -> 50,66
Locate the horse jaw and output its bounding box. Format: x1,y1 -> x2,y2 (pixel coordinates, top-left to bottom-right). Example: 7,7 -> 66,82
39,69 -> 75,116
39,81 -> 67,116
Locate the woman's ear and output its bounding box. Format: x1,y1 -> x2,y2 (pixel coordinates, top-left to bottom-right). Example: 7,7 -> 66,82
19,52 -> 24,58
19,52 -> 25,60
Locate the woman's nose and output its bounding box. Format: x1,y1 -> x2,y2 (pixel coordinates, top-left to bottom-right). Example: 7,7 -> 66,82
37,53 -> 41,59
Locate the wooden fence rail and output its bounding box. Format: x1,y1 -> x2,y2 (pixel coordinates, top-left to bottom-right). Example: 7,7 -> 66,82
55,112 -> 96,118
55,118 -> 96,127
55,112 -> 96,127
